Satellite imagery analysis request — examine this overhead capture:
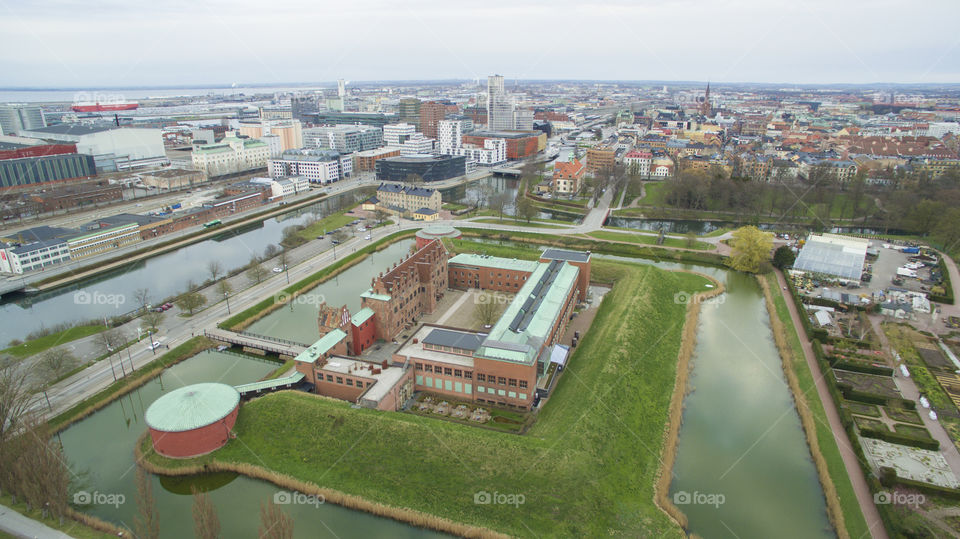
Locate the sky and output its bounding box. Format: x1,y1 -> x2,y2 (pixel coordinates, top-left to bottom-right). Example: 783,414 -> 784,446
1,0 -> 959,88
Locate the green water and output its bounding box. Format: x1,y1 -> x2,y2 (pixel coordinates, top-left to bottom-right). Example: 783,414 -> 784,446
59,350 -> 446,538
668,271 -> 834,538
246,239 -> 415,343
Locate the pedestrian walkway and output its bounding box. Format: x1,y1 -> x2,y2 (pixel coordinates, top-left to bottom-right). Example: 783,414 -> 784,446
0,503 -> 75,539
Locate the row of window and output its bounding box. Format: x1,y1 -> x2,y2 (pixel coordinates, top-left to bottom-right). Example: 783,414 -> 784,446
476,373 -> 528,389
416,363 -> 473,378
417,376 -> 471,395
321,372 -> 373,389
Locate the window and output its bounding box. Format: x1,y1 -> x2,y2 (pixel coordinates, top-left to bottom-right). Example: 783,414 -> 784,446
498,377 -> 506,385
346,379 -> 353,386
519,380 -> 528,389
454,369 -> 462,378
336,377 -> 343,384
465,371 -> 472,379
509,378 -> 517,387
444,367 -> 452,376
425,365 -> 433,372
326,374 -> 333,382
416,363 -> 423,371
416,375 -> 424,385
477,373 -> 485,382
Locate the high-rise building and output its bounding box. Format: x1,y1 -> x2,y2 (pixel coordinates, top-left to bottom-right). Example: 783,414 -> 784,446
0,105 -> 46,135
419,101 -> 447,139
486,75 -> 514,131
383,123 -> 417,146
437,119 -> 463,154
513,109 -> 534,131
291,95 -> 319,124
397,98 -> 421,130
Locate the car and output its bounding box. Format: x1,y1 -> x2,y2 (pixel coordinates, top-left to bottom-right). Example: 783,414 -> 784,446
331,239 -> 340,245
152,306 -> 164,312
161,303 -> 173,310
147,341 -> 162,350
364,234 -> 371,240
272,267 -> 284,273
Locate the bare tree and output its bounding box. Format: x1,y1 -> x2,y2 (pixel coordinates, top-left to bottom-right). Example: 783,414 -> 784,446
134,466 -> 160,539
489,192 -> 511,220
133,288 -> 151,313
474,293 -> 501,327
263,244 -> 279,260
0,357 -> 35,472
216,280 -> 234,314
206,260 -> 223,282
37,348 -> 78,383
246,259 -> 268,285
259,501 -> 294,539
516,197 -> 538,223
373,207 -> 389,225
96,327 -> 127,356
142,309 -> 165,332
192,486 -> 220,539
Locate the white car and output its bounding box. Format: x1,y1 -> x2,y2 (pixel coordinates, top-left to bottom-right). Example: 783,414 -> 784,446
147,341 -> 162,350
364,234 -> 372,240
272,266 -> 285,273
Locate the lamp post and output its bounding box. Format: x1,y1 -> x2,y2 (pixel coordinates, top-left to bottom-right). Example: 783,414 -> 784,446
224,292 -> 231,314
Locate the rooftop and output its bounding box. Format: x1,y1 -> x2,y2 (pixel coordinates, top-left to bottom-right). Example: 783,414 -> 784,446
448,253 -> 539,273
144,383 -> 240,432
541,248 -> 591,263
351,307 -> 375,326
422,327 -> 486,352
793,233 -> 869,281
22,124 -> 116,136
293,329 -> 347,363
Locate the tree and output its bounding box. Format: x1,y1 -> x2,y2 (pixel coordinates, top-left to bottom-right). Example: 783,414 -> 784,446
246,259 -> 268,285
684,231 -> 698,249
489,192 -> 511,220
37,348 -> 78,382
263,244 -> 279,260
727,226 -> 773,273
192,486 -> 220,539
206,260 -> 223,282
259,501 -> 294,539
331,229 -> 349,244
772,245 -> 796,269
373,207 -> 389,225
133,288 -> 151,313
474,293 -> 501,327
176,290 -> 207,316
516,197 -> 538,223
142,309 -> 165,332
134,466 -> 160,539
96,327 -> 127,356
0,356 -> 35,461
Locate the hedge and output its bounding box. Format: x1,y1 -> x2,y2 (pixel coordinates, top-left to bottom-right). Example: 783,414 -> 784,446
929,257 -> 954,305
858,427 -> 940,451
829,360 -> 894,376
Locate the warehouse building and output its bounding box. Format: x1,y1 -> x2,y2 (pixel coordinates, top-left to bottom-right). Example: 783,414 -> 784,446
18,125 -> 166,172
792,233 -> 869,285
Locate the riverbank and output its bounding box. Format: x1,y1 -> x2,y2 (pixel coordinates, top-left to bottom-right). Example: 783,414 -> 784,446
759,272 -> 873,538
141,262 -> 702,536
654,274 -> 725,531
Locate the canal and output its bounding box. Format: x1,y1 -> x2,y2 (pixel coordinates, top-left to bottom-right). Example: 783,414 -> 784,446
607,215 -> 893,237
59,349 -> 447,538
440,176 -> 583,223
0,191 -> 365,347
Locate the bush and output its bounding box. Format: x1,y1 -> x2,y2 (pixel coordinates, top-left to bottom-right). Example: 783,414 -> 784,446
829,360 -> 893,376
858,427 -> 939,451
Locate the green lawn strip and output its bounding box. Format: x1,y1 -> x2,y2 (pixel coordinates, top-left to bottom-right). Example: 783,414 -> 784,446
471,218 -> 566,229
586,230 -> 713,251
145,263 -> 690,537
295,211 -> 357,241
764,273 -> 871,539
220,230 -> 416,330
47,337 -> 214,432
0,493 -> 116,539
264,359 -> 295,380
2,324 -> 107,358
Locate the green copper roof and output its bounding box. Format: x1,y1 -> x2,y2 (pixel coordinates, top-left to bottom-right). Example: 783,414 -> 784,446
294,329 -> 347,363
448,253 -> 539,273
351,307 -> 375,326
145,383 -> 240,432
361,290 -> 392,302
193,144 -> 233,155
234,372 -> 305,394
475,261 -> 579,365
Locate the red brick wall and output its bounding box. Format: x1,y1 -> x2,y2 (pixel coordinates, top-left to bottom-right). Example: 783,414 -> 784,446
149,405 -> 238,458
448,264 -> 531,294
314,371 -> 375,402
351,317 -> 377,354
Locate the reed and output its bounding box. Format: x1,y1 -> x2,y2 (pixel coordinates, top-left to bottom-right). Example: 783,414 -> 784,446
654,273 -> 724,532
757,274 -> 848,539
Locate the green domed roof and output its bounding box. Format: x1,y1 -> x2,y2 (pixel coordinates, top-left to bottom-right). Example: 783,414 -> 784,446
145,383 -> 240,433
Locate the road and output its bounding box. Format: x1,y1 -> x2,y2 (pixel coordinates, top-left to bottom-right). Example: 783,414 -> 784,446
774,269 -> 889,539
0,503 -> 74,539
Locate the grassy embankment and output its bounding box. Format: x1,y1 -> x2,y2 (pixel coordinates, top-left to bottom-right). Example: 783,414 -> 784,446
0,493 -> 122,539
760,272 -> 871,539
470,218 -> 567,229
1,324 -> 107,358
219,229 -> 416,331
585,230 -> 714,251
141,262 -> 703,537
294,211 -> 357,242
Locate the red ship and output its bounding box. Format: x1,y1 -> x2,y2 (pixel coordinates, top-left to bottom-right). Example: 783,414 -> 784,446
71,102 -> 139,112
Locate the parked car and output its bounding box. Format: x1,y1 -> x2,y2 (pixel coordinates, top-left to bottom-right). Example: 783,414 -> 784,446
147,341 -> 162,350
364,234 -> 371,240
331,239 -> 340,245
161,303 -> 173,310
272,266 -> 285,273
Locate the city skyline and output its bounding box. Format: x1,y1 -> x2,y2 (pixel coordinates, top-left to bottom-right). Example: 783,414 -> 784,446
2,0 -> 959,87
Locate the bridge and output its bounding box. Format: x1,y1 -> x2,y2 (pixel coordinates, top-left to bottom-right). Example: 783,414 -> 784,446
234,371 -> 306,398
0,280 -> 28,298
204,328 -> 308,357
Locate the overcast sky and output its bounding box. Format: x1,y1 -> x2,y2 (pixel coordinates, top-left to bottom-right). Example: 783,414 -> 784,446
2,0 -> 959,88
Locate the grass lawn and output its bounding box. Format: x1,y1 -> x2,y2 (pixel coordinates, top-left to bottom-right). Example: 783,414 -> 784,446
295,211 -> 356,241
1,324 -> 107,358
472,218 -> 567,229
763,272 -> 871,539
0,494 -> 116,539
586,230 -> 713,251
144,262 -> 695,537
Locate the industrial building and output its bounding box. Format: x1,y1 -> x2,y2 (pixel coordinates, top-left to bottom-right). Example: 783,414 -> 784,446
18,125 -> 166,172
0,142 -> 96,189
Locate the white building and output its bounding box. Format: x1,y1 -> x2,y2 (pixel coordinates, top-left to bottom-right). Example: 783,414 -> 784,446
399,135 -> 435,156
487,75 -> 514,131
191,134 -> 270,177
18,124 -> 166,171
250,175 -> 309,199
438,119 -> 464,154
268,149 -> 352,184
451,138 -> 506,165
383,123 -> 417,146
624,150 -> 652,177
261,134 -> 283,158
0,239 -> 71,274
513,109 -> 534,131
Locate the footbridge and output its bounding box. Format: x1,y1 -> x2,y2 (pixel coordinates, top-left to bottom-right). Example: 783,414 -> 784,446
204,328 -> 308,357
